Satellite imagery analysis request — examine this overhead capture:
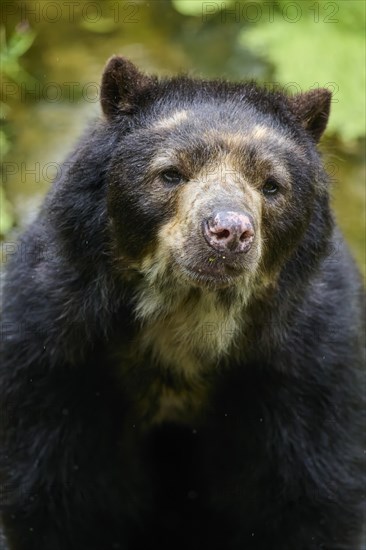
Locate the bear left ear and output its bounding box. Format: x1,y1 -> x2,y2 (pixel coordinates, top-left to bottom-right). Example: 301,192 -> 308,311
289,89 -> 332,142
100,56 -> 153,119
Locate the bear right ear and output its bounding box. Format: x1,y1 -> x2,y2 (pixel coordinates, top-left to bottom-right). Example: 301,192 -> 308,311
288,89 -> 332,142
100,56 -> 152,119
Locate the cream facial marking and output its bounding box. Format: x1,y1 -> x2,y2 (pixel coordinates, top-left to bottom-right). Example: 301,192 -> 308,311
149,152 -> 179,174
178,155 -> 263,229
203,125 -> 297,153
154,110 -> 189,130
250,124 -> 297,151
197,132 -> 293,192
251,125 -> 270,140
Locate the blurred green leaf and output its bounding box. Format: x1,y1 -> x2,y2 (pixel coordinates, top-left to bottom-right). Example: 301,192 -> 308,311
0,25 -> 37,84
7,25 -> 36,58
172,0 -> 203,15
242,0 -> 366,140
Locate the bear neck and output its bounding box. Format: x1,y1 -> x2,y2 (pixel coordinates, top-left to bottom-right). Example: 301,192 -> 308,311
132,279 -> 255,377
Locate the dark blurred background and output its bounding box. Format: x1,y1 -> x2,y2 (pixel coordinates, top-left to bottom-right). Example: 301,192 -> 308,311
1,0 -> 365,274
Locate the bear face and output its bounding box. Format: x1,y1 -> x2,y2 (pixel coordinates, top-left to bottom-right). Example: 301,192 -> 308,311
107,63 -> 330,287
102,57 -> 333,388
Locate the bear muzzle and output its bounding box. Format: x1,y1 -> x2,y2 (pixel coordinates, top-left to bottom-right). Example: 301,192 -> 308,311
202,210 -> 255,254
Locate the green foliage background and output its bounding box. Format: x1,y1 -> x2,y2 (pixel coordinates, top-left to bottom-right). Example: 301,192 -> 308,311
243,0 -> 365,140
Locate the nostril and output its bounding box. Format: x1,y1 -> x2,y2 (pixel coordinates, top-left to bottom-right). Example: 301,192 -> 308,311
240,228 -> 254,242
215,229 -> 231,240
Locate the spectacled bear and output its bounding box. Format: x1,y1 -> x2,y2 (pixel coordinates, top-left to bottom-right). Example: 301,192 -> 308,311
1,57 -> 365,550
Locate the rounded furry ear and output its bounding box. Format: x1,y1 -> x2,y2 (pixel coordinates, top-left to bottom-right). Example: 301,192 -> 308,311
289,89 -> 332,142
100,56 -> 152,118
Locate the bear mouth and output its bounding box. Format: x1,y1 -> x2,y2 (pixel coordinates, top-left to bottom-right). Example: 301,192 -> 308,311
177,260 -> 246,289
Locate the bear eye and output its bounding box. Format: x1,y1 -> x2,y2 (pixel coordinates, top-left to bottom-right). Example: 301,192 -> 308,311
160,169 -> 185,186
262,177 -> 280,196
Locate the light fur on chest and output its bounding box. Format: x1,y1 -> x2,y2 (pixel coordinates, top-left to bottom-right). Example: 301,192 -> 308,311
132,283 -> 247,424
136,285 -> 245,372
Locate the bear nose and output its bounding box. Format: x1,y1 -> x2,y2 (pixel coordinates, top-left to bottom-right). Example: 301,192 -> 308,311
203,211 -> 255,253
